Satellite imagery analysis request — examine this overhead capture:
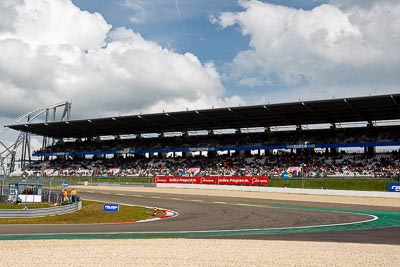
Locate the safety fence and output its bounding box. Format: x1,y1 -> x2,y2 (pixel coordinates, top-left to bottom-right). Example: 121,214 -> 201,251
0,200 -> 82,218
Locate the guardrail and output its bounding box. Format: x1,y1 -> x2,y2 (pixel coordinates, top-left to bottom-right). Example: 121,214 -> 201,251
0,201 -> 82,218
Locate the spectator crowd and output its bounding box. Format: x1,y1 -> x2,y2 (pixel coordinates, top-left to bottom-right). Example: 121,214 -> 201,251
35,125 -> 400,154
22,125 -> 400,179
23,151 -> 400,179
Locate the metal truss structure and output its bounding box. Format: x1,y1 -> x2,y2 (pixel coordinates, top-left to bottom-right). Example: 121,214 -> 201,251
0,101 -> 71,176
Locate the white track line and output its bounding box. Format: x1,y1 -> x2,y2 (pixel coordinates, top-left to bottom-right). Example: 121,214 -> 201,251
78,193 -> 379,234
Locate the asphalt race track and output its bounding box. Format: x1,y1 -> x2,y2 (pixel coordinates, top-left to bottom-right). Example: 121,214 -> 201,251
0,188 -> 399,244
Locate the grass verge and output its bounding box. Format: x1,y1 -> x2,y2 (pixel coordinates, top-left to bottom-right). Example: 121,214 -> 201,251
267,178 -> 398,191
5,176 -> 399,191
0,203 -> 53,209
0,201 -> 159,224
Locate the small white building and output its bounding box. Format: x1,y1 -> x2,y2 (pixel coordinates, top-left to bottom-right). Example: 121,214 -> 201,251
8,182 -> 43,203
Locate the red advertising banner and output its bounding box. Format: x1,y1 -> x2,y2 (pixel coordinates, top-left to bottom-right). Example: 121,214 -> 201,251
154,176 -> 268,186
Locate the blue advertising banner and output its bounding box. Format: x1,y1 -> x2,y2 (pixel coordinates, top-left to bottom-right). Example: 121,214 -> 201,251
104,203 -> 119,212
388,183 -> 400,192
281,172 -> 294,179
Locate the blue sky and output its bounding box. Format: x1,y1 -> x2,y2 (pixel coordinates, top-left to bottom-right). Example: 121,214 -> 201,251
71,0 -> 252,98
70,0 -> 329,98
71,1 -> 325,60
0,0 -> 400,148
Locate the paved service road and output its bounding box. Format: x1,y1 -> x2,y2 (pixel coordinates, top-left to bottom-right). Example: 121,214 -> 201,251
0,188 -> 399,244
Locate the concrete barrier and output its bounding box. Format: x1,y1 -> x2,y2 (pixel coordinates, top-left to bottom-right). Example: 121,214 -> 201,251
156,183 -> 400,198
0,201 -> 82,218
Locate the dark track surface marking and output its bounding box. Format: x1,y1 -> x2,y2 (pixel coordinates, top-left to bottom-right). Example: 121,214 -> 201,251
0,188 -> 399,244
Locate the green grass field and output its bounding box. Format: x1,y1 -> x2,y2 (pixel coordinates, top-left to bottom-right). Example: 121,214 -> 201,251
0,203 -> 53,209
267,177 -> 397,191
3,176 -> 398,192
0,201 -> 159,224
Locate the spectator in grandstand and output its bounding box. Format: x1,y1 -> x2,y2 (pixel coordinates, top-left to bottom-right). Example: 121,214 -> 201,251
24,148 -> 400,179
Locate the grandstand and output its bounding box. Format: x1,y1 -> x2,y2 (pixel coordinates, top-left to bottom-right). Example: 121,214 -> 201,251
6,94 -> 400,180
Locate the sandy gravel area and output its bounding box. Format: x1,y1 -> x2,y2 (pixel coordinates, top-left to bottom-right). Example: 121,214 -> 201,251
1,186 -> 399,266
1,239 -> 399,267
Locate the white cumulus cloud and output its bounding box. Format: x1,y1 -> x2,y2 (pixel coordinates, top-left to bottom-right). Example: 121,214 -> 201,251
0,0 -> 242,121
214,0 -> 400,102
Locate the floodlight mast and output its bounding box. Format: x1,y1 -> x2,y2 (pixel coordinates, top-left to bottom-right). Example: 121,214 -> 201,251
0,101 -> 71,176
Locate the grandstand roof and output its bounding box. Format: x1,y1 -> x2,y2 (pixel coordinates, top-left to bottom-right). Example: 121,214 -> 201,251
7,94 -> 400,138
